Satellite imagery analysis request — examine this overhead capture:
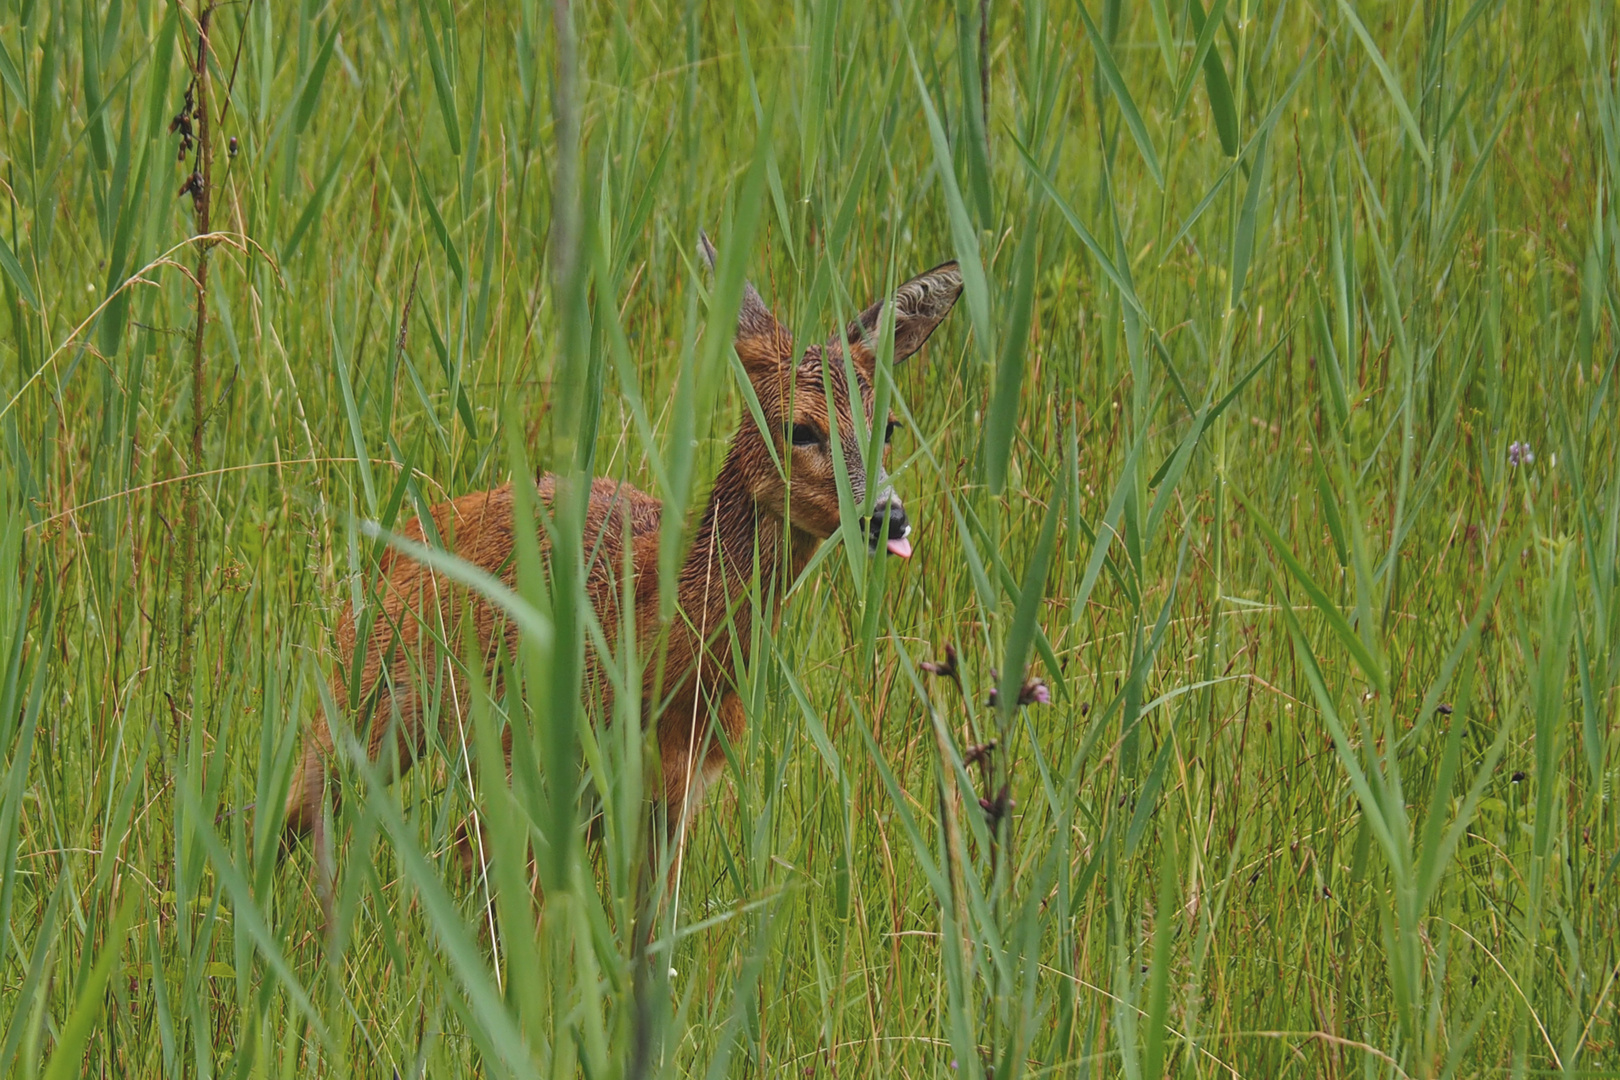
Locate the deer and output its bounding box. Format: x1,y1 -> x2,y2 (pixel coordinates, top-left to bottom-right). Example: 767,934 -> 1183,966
282,236 -> 962,884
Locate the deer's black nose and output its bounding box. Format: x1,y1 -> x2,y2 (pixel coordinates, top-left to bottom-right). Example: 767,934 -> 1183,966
866,500 -> 911,556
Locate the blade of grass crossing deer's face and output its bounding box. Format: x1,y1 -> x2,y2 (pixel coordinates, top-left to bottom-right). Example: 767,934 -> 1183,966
842,260 -> 962,558
701,230 -> 963,555
866,416 -> 912,558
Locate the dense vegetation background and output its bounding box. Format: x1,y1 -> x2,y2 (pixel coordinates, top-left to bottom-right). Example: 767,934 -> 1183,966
1,0 -> 1616,1075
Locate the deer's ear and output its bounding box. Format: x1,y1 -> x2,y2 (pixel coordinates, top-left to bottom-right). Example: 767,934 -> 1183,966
846,261 -> 964,369
699,230 -> 789,383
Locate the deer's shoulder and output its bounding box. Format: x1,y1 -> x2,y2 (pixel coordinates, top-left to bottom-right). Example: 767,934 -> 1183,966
582,476 -> 662,539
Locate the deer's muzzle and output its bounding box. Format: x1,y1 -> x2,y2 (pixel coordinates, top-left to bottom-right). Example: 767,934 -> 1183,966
866,499 -> 912,558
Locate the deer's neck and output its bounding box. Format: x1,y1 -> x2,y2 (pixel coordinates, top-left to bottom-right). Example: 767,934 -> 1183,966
674,446 -> 818,685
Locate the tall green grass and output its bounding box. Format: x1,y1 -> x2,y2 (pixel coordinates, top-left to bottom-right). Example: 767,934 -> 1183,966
2,0 -> 1616,1075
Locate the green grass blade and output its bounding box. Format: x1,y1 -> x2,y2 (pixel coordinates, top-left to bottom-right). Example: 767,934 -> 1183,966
1228,125 -> 1269,309
0,875 -> 66,1076
994,457 -> 1065,723
0,36 -> 22,102
178,779 -> 333,1050
415,0 -> 462,155
908,50 -> 994,367
986,202 -> 1040,494
77,0 -> 110,169
0,234 -> 38,310
294,16 -> 340,133
1141,831 -> 1177,1080
1233,484 -> 1386,695
332,313 -> 378,515
410,151 -> 467,288
1071,435 -> 1144,630
1015,133 -> 1147,317
1075,0 -> 1164,188
1182,0 -> 1238,155
40,889 -> 137,1080
1275,589 -> 1403,871
281,122 -> 354,262
1338,0 -> 1432,168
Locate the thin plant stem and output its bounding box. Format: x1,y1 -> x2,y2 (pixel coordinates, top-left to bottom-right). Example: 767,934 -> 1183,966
175,1 -> 214,716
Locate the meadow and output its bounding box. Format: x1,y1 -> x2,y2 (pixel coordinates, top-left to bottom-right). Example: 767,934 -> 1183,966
1,0 -> 1616,1075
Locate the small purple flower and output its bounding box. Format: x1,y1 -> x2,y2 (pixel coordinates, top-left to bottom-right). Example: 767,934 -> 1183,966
987,671 -> 1051,708
1508,441 -> 1535,467
920,644 -> 961,683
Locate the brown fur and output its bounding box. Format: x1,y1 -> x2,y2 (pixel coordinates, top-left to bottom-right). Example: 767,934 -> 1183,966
283,247 -> 962,868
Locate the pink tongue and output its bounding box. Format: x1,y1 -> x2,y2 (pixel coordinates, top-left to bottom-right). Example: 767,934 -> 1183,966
886,536 -> 913,559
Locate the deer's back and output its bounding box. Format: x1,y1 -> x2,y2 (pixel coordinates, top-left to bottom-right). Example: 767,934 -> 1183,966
337,476 -> 665,713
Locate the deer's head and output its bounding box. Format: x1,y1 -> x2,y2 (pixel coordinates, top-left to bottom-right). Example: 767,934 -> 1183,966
702,236 -> 963,556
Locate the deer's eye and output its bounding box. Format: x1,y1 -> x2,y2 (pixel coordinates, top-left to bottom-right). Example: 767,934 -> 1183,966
790,422 -> 822,448
884,419 -> 900,444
